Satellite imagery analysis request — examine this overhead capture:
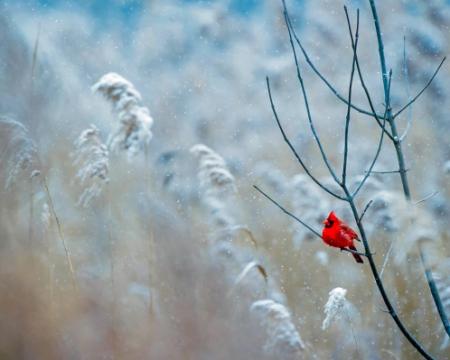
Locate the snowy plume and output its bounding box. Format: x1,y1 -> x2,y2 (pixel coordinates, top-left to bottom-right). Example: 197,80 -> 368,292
0,117 -> 37,189
322,287 -> 350,330
366,190 -> 401,233
191,144 -> 237,240
395,209 -> 438,266
432,268 -> 450,349
367,190 -> 439,266
251,299 -> 305,358
72,125 -> 109,207
190,144 -> 236,198
206,197 -> 236,231
92,72 -> 153,157
290,174 -> 329,248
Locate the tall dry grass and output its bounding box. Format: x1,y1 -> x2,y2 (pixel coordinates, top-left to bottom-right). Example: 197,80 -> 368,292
0,0 -> 449,359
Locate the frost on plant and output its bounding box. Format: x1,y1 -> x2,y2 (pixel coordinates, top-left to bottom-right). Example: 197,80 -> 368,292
190,144 -> 236,199
72,124 -> 109,207
366,190 -> 402,233
0,117 -> 37,189
190,144 -> 236,233
366,190 -> 439,266
251,299 -> 305,358
322,287 -> 350,330
92,72 -> 153,158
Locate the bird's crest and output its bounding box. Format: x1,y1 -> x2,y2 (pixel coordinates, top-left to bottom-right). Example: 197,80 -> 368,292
327,211 -> 338,221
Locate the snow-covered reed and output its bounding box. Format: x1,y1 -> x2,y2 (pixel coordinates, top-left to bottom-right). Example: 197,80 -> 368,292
0,117 -> 37,189
72,124 -> 109,207
190,144 -> 236,199
366,190 -> 439,266
190,144 -> 236,234
92,72 -> 153,158
251,299 -> 305,358
322,287 -> 350,330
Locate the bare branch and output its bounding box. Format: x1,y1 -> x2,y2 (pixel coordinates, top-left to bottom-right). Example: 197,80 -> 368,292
254,186 -> 371,260
283,9 -> 341,185
341,9 -> 395,141
414,191 -> 439,205
399,36 -> 413,142
359,200 -> 373,223
259,3 -> 438,359
266,77 -> 346,200
342,9 -> 360,186
419,241 -> 450,338
393,57 -> 446,120
253,185 -> 322,239
350,60 -> 391,197
30,24 -> 41,83
280,0 -> 379,118
367,2 -> 436,357
366,168 -> 410,174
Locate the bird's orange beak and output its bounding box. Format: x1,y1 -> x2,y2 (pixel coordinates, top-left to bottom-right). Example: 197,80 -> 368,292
322,219 -> 328,225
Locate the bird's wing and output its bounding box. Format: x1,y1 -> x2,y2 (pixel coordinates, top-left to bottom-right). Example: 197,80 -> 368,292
340,223 -> 359,240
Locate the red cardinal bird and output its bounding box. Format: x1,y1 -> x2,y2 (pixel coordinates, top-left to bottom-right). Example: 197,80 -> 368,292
322,211 -> 364,264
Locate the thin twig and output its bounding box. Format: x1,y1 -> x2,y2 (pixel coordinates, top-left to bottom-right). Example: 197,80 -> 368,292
342,9 -> 360,186
419,241 -> 450,337
368,0 -> 448,342
344,4 -> 392,198
284,1 -> 393,139
106,184 -> 118,360
30,24 -> 41,86
283,9 -> 341,184
266,77 -> 345,200
368,1 -> 437,357
399,36 -> 413,141
213,225 -> 258,249
366,169 -> 409,174
351,70 -> 391,199
42,176 -> 78,292
393,57 -> 446,120
341,9 -> 394,141
359,200 -> 373,223
414,191 -> 439,205
379,240 -> 394,279
253,185 -> 322,239
345,308 -> 361,358
281,0 -> 379,118
254,185 -> 370,260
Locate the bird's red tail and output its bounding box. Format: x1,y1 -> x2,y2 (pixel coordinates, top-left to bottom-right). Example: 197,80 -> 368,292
349,245 -> 364,264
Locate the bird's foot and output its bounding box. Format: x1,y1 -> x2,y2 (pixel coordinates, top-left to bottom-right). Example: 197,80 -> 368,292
340,248 -> 371,257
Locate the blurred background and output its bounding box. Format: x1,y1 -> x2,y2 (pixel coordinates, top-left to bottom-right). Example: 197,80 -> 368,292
0,0 -> 449,358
